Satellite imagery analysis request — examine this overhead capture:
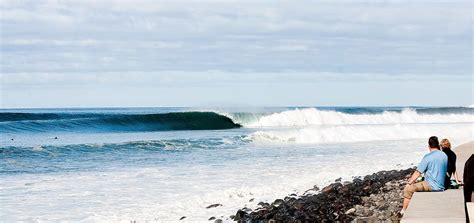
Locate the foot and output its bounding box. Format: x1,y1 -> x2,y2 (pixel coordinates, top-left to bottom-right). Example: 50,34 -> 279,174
396,211 -> 404,219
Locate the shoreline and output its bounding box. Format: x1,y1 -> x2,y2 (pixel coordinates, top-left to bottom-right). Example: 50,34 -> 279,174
227,140 -> 473,222
229,168 -> 414,222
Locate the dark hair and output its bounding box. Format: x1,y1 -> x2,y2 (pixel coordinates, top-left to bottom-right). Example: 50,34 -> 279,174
428,136 -> 440,149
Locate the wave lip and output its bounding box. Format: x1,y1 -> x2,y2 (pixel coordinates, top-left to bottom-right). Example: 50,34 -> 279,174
0,112 -> 242,133
243,108 -> 473,127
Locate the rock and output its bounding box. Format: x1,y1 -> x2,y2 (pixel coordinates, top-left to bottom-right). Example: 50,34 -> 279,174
249,198 -> 254,202
345,208 -> 356,215
233,210 -> 247,221
312,185 -> 320,191
241,207 -> 251,212
272,199 -> 284,207
284,196 -> 296,203
214,219 -> 223,223
206,203 -> 222,209
321,182 -> 342,193
179,216 -> 186,220
232,168 -> 414,222
292,199 -> 305,210
355,216 -> 378,223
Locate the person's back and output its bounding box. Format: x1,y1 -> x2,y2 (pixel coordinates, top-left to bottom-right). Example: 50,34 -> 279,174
440,138 -> 462,189
400,136 -> 448,215
418,149 -> 448,191
443,149 -> 456,182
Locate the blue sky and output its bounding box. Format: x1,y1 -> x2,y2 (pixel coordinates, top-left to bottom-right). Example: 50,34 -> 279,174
1,0 -> 472,108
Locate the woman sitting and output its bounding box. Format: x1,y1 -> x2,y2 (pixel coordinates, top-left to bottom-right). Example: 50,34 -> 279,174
440,138 -> 462,188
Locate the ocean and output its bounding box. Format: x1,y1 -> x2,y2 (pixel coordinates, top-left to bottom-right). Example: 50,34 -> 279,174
1,106 -> 473,222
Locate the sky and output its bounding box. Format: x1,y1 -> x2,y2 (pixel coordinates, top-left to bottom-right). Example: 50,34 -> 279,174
0,0 -> 472,108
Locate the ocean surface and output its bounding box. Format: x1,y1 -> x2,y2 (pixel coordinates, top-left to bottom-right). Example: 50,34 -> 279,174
1,106 -> 473,222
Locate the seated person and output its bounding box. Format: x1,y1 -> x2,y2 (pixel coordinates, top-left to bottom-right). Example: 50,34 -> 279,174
400,136 -> 447,215
464,154 -> 474,223
440,138 -> 462,188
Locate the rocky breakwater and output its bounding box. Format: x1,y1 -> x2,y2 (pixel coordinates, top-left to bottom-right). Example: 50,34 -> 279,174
232,168 -> 414,222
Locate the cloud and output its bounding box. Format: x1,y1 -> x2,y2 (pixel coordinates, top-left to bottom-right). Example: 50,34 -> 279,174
0,0 -> 472,107
1,71 -> 469,89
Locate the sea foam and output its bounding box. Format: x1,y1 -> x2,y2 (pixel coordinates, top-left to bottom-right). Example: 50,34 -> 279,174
243,108 -> 473,127
244,108 -> 473,144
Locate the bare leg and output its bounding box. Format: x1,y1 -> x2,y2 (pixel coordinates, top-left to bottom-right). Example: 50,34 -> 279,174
403,197 -> 410,210
402,185 -> 412,212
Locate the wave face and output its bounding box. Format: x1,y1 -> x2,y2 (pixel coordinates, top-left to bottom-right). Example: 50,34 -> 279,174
0,112 -> 241,133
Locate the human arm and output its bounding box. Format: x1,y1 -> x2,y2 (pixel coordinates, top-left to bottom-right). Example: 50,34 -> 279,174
407,170 -> 422,185
453,171 -> 463,185
410,155 -> 428,185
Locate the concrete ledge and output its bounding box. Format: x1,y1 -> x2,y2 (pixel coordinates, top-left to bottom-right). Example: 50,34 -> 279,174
468,202 -> 473,222
401,189 -> 465,223
402,141 -> 473,223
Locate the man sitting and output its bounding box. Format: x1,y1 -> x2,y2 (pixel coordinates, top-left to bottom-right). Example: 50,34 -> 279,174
400,136 -> 448,215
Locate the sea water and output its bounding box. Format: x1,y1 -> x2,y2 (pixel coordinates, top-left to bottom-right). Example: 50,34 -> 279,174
1,107 -> 473,222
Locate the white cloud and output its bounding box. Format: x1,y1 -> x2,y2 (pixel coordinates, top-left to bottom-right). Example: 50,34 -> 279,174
4,38 -> 182,48
0,0 -> 472,107
1,71 -> 469,89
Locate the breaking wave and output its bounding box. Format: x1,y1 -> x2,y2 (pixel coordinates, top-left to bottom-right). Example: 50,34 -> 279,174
236,107 -> 473,144
239,108 -> 473,127
2,107 -> 472,144
0,112 -> 241,133
249,123 -> 473,144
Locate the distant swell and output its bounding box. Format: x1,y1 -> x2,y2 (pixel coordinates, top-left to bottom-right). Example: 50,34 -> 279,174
0,112 -> 241,133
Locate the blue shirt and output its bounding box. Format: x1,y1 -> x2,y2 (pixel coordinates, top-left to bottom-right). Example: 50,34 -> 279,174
417,150 -> 448,191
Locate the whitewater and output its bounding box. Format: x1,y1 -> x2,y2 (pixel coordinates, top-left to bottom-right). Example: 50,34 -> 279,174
1,107 -> 473,222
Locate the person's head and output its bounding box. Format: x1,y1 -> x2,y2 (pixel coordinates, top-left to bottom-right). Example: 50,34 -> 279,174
440,138 -> 451,150
428,136 -> 440,149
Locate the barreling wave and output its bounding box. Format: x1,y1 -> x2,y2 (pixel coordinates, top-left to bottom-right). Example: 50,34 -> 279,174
249,123 -> 474,144
0,112 -> 241,133
1,107 -> 472,134
238,107 -> 473,127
